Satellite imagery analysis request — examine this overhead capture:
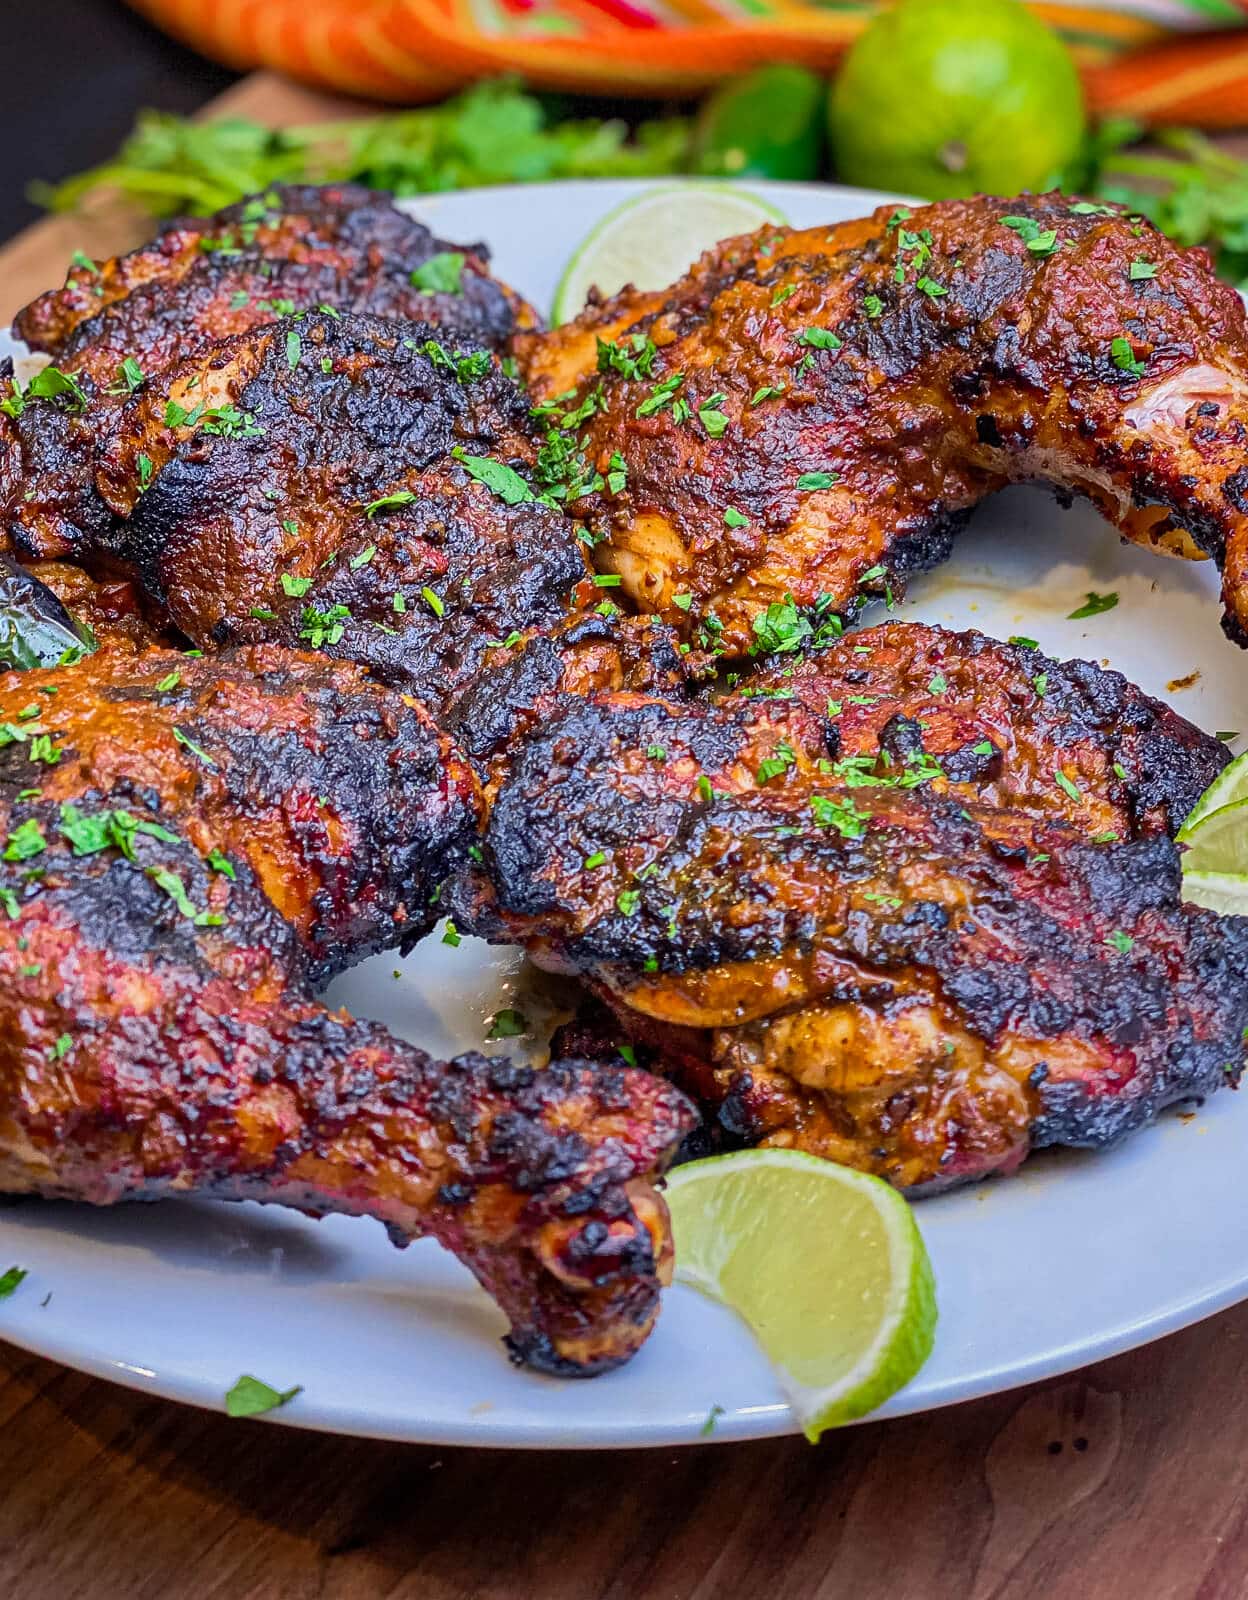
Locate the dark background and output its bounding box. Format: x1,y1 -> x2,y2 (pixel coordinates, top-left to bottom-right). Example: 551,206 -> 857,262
1,0 -> 234,240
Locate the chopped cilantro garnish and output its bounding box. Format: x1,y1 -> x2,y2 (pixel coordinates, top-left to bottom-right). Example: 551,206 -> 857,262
441,919 -> 461,947
225,1375 -> 302,1419
155,670 -> 181,692
487,1007 -> 528,1038
421,586 -> 445,618
280,572 -> 312,598
363,489 -> 416,518
1067,590 -> 1118,619
596,333 -> 657,381
796,471 -> 837,491
299,603 -> 351,648
173,726 -> 215,766
756,743 -> 796,785
810,794 -> 867,839
206,849 -> 236,880
1008,634 -> 1039,650
3,820 -> 46,862
452,448 -> 536,504
635,372 -> 685,419
863,294 -> 883,318
1110,336 -> 1146,378
1104,930 -> 1135,954
724,507 -> 748,528
797,327 -> 842,351
1129,259 -> 1157,280
411,251 -> 465,295
285,329 -> 301,369
1054,768 -> 1082,802
147,866 -> 222,926
698,395 -> 729,437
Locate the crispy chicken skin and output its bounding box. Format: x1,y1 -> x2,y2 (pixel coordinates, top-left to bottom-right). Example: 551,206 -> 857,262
453,682 -> 1248,1191
520,192 -> 1248,653
3,183 -> 536,564
744,621 -> 1228,839
0,644 -> 694,1373
93,311 -> 599,723
16,182 -> 535,375
0,642 -> 480,975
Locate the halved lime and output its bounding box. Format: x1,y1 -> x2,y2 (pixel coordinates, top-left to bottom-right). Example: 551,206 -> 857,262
1178,796 -> 1248,876
1178,748 -> 1248,840
1182,868 -> 1248,917
665,1149 -> 936,1440
550,183 -> 787,325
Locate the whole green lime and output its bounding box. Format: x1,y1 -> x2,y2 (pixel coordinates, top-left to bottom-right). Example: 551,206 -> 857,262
829,0 -> 1087,199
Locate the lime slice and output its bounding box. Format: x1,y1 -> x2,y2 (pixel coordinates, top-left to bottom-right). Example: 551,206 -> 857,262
1182,868 -> 1248,916
1178,796 -> 1248,876
1178,748 -> 1248,840
665,1149 -> 936,1440
551,184 -> 787,325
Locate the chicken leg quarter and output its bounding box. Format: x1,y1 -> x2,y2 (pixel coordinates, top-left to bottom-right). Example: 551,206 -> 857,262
0,641 -> 695,1373
520,191 -> 1248,654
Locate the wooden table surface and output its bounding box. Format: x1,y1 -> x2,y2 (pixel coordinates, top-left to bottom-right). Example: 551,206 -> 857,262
3,69 -> 1247,1600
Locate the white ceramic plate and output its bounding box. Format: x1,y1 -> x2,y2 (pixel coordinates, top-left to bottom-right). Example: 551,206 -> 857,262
2,179 -> 1246,1449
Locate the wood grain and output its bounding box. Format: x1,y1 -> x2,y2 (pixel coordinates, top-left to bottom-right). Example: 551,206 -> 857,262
2,1301 -> 1248,1599
2,70 -> 1248,1600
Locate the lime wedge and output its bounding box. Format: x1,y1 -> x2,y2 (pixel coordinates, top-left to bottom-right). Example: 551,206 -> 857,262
550,183 -> 787,325
1178,748 -> 1248,840
665,1149 -> 936,1440
1182,868 -> 1248,916
1178,796 -> 1248,876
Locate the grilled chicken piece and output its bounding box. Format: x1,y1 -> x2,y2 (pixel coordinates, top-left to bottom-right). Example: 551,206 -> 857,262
0,643 -> 694,1373
0,641 -> 479,975
92,311 -> 599,725
453,678 -> 1248,1191
3,183 -> 536,563
520,192 -> 1248,653
744,620 -> 1227,839
17,183 -> 534,375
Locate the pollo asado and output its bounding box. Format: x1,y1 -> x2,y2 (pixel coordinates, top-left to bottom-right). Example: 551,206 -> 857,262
520,191 -> 1248,654
0,636 -> 695,1374
453,630 -> 1248,1191
1,183 -> 536,566
2,181 -> 1248,1379
742,619 -> 1228,839
88,306 -> 694,754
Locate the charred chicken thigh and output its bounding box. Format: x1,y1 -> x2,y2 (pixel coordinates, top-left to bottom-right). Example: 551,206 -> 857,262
0,640 -> 694,1373
454,634 -> 1247,1190
743,620 -> 1228,840
2,183 -> 535,564
520,192 -> 1248,653
91,307 -> 694,759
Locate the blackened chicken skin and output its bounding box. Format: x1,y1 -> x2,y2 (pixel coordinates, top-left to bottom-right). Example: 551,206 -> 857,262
94,311 -> 599,725
743,620 -> 1228,839
0,641 -> 479,976
16,183 -> 534,376
520,192 -> 1248,653
3,183 -> 535,564
0,644 -> 695,1374
453,686 -> 1248,1191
